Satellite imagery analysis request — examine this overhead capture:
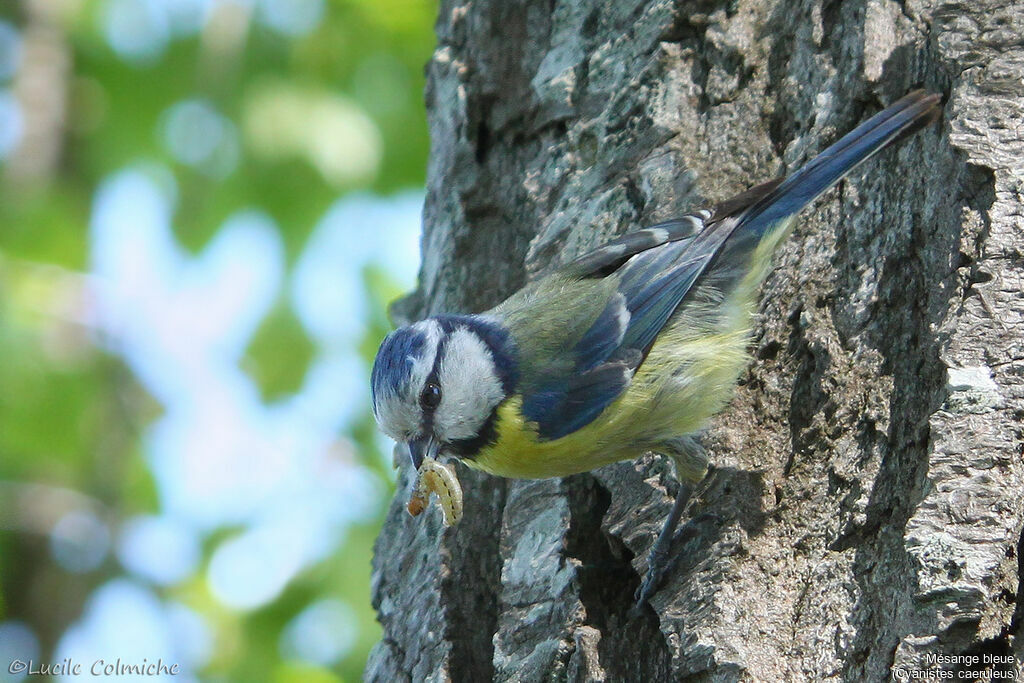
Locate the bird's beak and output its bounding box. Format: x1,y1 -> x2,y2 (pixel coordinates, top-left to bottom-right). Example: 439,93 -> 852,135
407,435 -> 439,470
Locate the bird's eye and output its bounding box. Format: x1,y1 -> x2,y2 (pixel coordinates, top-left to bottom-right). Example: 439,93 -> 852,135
420,382 -> 442,410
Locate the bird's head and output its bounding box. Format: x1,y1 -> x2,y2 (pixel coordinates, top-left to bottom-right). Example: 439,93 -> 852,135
370,315 -> 517,468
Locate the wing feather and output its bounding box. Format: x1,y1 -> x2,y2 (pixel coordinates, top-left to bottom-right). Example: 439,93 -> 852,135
562,215 -> 707,279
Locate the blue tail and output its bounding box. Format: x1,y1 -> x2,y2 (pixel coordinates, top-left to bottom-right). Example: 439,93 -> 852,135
739,91 -> 941,236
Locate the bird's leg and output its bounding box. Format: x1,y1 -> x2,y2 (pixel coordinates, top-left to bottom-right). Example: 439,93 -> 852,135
634,436 -> 710,610
634,478 -> 693,609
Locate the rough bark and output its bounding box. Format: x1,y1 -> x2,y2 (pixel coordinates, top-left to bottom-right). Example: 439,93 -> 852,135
366,0 -> 1024,680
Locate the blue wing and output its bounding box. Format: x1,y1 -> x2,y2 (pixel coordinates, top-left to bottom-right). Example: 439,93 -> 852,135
522,216 -> 737,440
519,91 -> 940,441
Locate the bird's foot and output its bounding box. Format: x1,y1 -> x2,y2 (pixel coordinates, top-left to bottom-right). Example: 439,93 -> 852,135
632,512 -> 722,614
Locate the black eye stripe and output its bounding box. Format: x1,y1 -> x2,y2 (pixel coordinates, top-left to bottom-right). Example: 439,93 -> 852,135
417,326 -> 452,432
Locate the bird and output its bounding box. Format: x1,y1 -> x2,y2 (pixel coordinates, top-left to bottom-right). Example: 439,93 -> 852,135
370,90 -> 941,607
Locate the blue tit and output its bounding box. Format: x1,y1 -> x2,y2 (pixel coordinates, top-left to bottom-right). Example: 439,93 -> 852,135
371,90 -> 941,603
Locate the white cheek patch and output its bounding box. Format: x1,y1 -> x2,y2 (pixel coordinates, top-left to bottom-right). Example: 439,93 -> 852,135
434,327 -> 505,442
375,320 -> 443,439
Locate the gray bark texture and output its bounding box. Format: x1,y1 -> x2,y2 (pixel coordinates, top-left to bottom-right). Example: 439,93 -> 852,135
366,0 -> 1024,680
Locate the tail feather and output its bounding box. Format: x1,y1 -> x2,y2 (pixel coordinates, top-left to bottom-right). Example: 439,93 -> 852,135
739,90 -> 941,236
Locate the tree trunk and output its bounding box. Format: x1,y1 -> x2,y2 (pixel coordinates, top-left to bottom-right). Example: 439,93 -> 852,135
366,0 -> 1024,680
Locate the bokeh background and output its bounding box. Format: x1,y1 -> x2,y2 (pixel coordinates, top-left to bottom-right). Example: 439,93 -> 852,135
0,0 -> 436,680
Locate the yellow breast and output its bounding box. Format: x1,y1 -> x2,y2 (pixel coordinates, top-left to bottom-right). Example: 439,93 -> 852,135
463,396 -> 633,479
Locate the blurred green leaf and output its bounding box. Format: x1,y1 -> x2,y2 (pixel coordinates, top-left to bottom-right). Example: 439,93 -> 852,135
243,298 -> 317,401
273,661 -> 343,683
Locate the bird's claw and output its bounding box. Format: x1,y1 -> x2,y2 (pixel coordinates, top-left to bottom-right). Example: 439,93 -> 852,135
632,551 -> 670,614
632,512 -> 722,613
